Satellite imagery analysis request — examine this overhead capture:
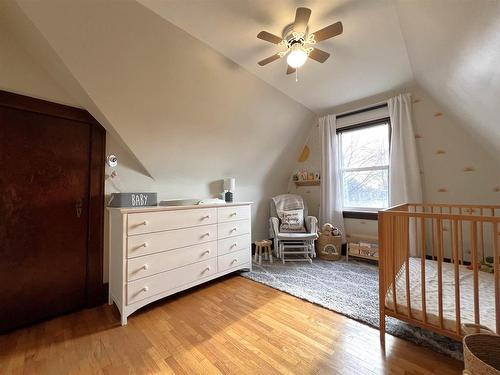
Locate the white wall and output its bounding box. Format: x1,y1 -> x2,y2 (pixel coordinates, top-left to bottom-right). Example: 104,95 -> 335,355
289,86 -> 500,240
0,19 -> 76,106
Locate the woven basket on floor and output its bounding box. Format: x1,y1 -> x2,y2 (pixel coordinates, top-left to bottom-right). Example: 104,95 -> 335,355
463,330 -> 500,375
316,232 -> 342,261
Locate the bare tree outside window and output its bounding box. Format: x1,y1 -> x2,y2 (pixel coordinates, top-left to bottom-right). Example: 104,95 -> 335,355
339,122 -> 390,210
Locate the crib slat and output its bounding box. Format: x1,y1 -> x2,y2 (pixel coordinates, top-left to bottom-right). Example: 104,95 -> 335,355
437,219 -> 444,329
494,222 -> 499,334
405,218 -> 412,319
392,216 -> 398,315
471,221 -> 480,325
421,217 -> 427,324
459,208 -> 464,265
480,208 -> 485,263
452,220 -> 461,335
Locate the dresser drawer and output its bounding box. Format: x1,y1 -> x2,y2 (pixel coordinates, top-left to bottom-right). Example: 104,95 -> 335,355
127,208 -> 216,235
127,241 -> 217,281
217,219 -> 250,239
127,224 -> 217,258
217,205 -> 250,223
218,249 -> 251,273
218,234 -> 251,256
127,258 -> 217,304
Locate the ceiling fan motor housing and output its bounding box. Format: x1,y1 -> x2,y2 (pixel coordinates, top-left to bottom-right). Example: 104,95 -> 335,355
283,23 -> 308,45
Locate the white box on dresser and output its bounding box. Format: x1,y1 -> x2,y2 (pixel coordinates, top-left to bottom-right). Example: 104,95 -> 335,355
108,202 -> 252,325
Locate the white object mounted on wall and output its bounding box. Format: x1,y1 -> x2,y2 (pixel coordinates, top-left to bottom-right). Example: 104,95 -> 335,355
106,154 -> 118,167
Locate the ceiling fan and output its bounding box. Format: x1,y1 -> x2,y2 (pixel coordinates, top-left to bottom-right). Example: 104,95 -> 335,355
257,7 -> 343,79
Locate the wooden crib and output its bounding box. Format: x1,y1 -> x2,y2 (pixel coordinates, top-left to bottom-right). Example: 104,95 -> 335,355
379,203 -> 500,343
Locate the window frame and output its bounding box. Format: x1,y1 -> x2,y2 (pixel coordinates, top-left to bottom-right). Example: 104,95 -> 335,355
337,117 -> 391,219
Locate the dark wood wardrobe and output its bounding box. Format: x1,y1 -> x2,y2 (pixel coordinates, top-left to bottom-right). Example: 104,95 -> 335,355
0,90 -> 105,332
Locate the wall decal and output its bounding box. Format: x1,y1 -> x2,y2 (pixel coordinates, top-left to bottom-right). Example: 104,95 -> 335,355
436,149 -> 446,155
434,112 -> 444,117
298,145 -> 310,162
463,166 -> 475,172
415,133 -> 423,139
437,188 -> 448,192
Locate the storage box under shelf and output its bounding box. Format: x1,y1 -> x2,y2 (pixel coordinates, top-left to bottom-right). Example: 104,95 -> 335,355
347,241 -> 379,262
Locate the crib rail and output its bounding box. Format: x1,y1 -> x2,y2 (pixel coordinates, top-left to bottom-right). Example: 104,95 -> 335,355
379,203 -> 500,342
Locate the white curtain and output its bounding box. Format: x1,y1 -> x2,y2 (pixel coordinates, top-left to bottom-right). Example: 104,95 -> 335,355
388,93 -> 422,257
319,114 -> 345,241
388,93 -> 423,205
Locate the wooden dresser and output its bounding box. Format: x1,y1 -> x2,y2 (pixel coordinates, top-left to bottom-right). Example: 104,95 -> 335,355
108,202 -> 252,325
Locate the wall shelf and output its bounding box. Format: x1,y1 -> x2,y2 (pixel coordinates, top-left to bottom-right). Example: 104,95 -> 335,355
294,180 -> 320,187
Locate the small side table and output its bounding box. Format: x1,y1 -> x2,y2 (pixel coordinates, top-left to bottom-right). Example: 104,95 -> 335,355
254,240 -> 273,265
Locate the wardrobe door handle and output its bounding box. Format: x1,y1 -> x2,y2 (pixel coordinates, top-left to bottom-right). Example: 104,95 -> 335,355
202,266 -> 211,273
202,250 -> 211,256
142,286 -> 149,292
75,199 -> 83,218
202,215 -> 210,220
142,220 -> 149,226
230,212 -> 237,217
142,264 -> 149,270
202,232 -> 210,238
230,227 -> 237,233
231,258 -> 238,264
230,243 -> 237,248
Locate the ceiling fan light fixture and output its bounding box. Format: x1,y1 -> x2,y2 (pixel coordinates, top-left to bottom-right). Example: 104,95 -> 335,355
286,44 -> 308,68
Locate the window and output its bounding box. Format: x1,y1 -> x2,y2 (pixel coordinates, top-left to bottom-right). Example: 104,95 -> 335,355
338,120 -> 390,211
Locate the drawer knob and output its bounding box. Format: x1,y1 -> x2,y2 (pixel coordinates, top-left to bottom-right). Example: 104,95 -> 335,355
202,215 -> 210,220
203,249 -> 211,255
142,286 -> 149,292
230,212 -> 237,217
202,232 -> 210,238
231,243 -> 237,248
231,258 -> 238,264
202,266 -> 211,273
142,242 -> 149,248
142,220 -> 149,226
143,264 -> 149,270
230,227 -> 237,233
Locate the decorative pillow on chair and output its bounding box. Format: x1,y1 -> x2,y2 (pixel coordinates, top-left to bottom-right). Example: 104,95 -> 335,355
279,209 -> 306,233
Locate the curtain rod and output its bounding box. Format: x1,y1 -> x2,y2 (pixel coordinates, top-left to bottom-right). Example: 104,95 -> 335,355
336,102 -> 388,119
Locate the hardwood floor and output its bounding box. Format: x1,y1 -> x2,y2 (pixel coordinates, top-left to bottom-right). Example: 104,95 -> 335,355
0,275 -> 462,375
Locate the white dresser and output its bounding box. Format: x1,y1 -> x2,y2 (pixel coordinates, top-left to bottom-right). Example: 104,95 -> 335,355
108,202 -> 252,325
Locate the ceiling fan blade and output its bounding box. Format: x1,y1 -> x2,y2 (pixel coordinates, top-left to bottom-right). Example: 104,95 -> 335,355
258,54 -> 281,66
257,31 -> 283,44
312,21 -> 343,42
286,66 -> 296,75
294,7 -> 311,33
308,48 -> 330,63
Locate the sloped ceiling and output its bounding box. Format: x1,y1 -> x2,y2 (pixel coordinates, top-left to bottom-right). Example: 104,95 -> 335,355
139,0 -> 414,113
395,0 -> 500,161
140,0 -> 500,161
5,0 -> 500,183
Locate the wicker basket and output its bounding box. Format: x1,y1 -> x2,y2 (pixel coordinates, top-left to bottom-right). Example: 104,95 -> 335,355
463,325 -> 500,375
316,232 -> 342,261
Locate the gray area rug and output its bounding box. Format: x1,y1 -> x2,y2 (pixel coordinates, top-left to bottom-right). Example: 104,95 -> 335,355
242,258 -> 463,360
